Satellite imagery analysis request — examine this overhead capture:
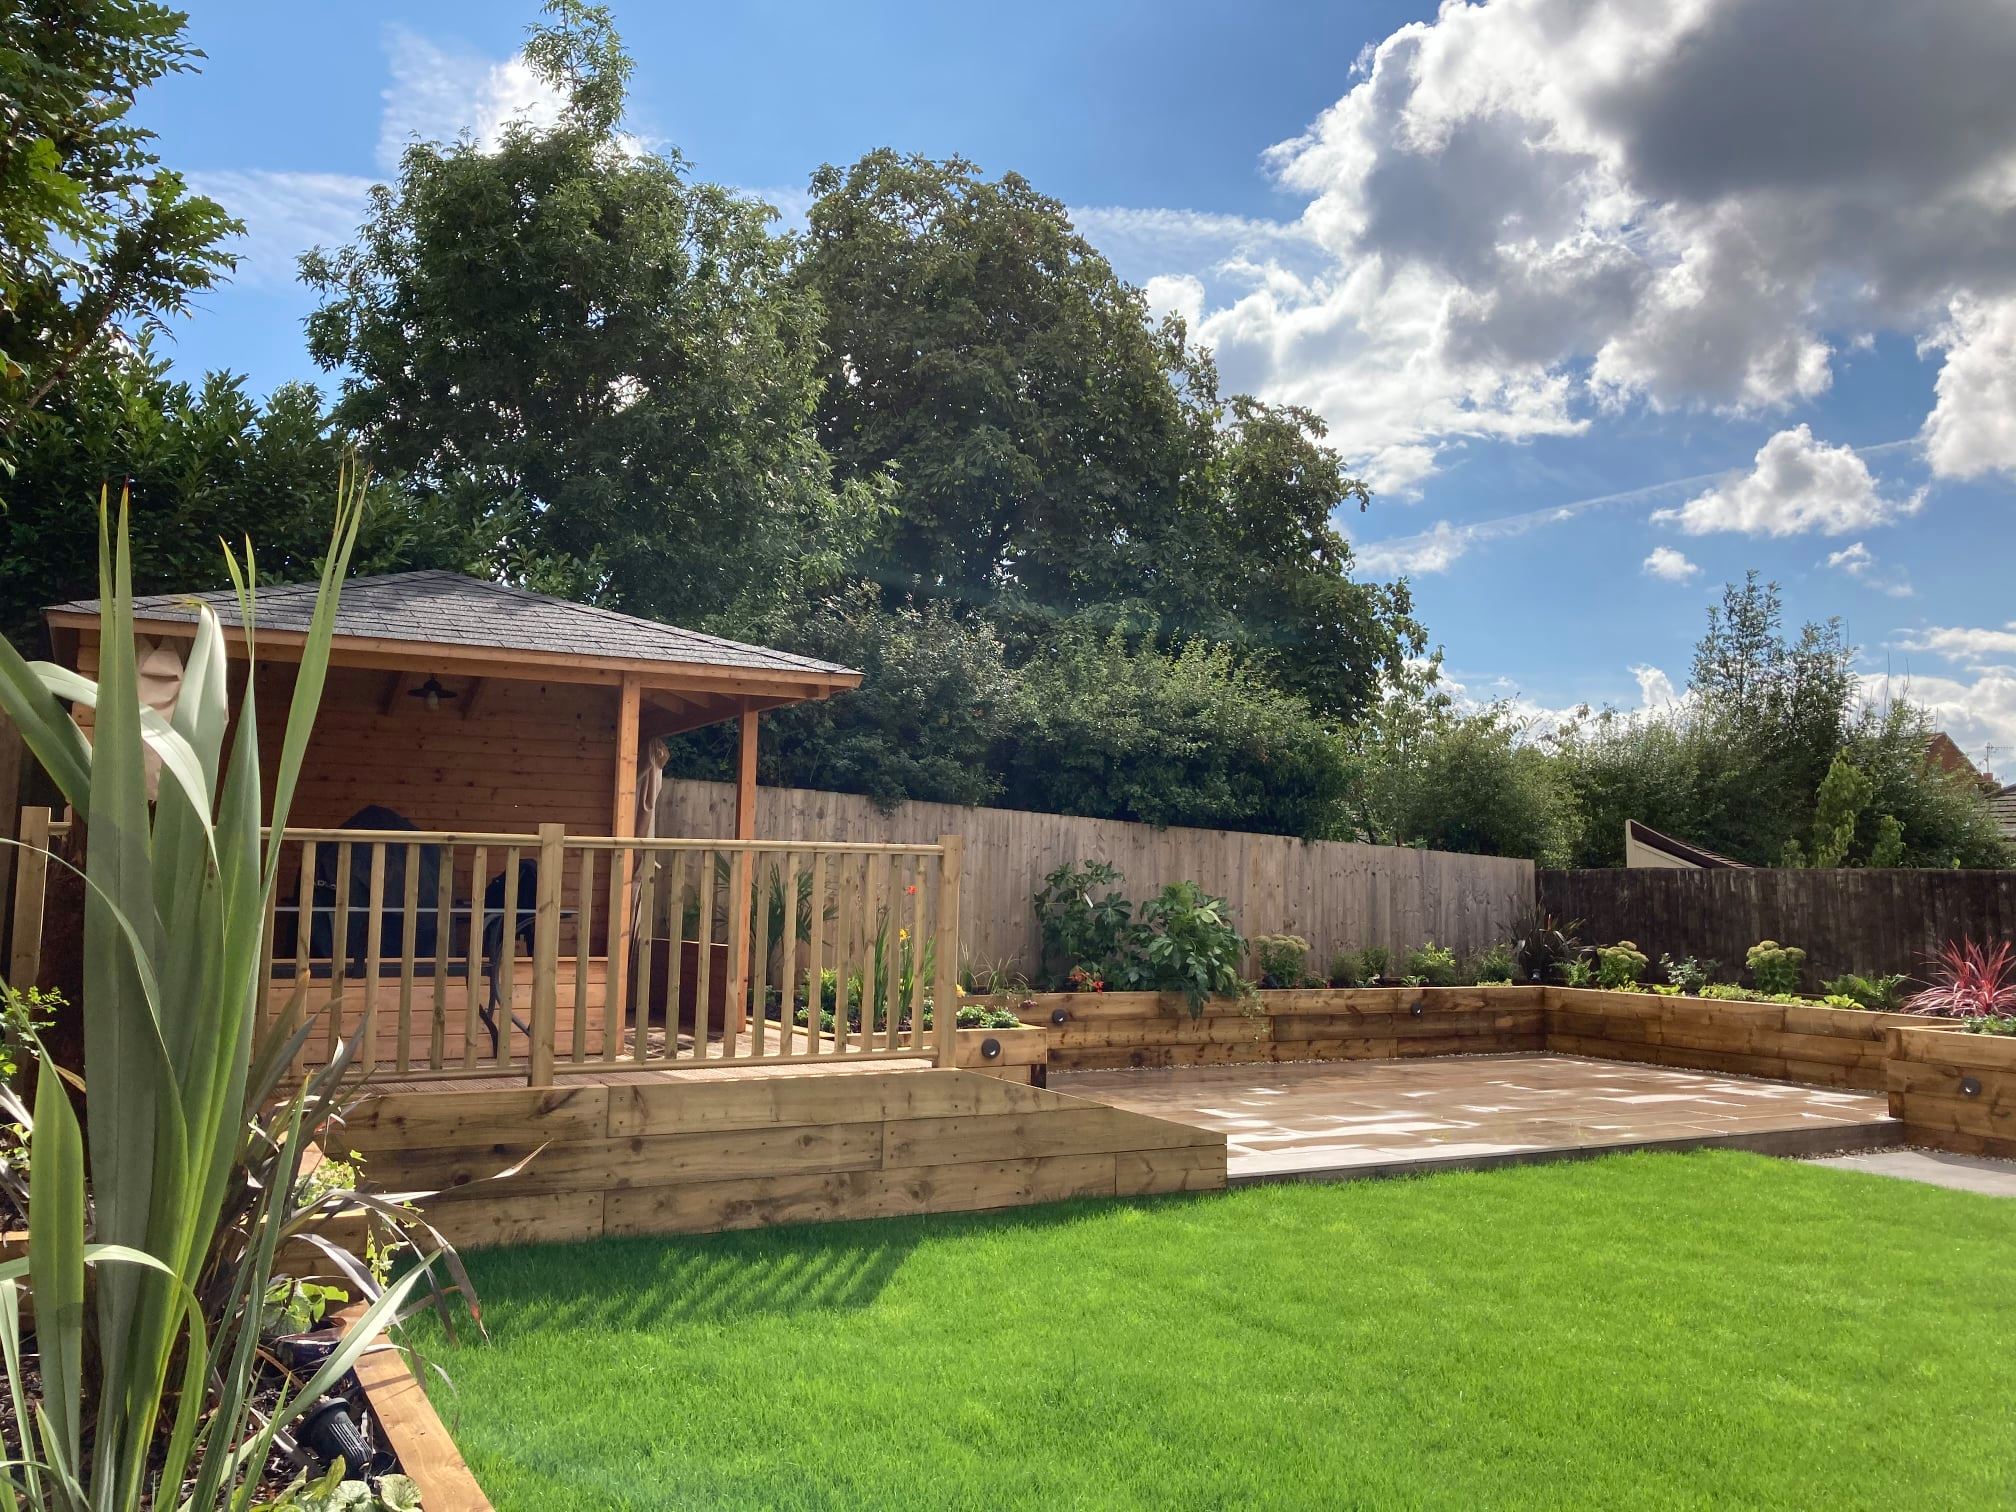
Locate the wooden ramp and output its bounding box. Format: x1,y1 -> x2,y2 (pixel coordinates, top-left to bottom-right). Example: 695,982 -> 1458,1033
334,1068 -> 1226,1247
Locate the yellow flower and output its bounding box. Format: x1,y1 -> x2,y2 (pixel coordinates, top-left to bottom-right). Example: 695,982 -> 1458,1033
955,985 -> 967,997
898,928 -> 910,942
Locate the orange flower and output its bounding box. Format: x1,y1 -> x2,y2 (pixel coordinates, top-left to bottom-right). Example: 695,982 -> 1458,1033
905,884 -> 918,895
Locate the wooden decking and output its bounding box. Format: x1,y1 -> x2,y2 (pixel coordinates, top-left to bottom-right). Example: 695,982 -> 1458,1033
1056,1053 -> 1899,1183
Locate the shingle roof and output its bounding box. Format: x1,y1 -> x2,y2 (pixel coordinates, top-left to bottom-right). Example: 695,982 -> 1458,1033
51,570 -> 856,680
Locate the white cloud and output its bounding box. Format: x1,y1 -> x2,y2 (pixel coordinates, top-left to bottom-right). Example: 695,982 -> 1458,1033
1653,425 -> 1923,537
1899,622 -> 2016,664
1354,519 -> 1468,576
1641,545 -> 1698,581
1142,273 -> 1206,331
1440,659 -> 1684,736
1115,0 -> 2016,489
1069,206 -> 1311,273
1824,540 -> 1913,597
189,170 -> 373,288
1632,664 -> 1681,707
378,24 -> 570,172
1921,294 -> 2016,479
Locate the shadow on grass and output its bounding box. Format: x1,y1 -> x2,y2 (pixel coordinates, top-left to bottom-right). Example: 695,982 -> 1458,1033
457,1192 -> 1222,1332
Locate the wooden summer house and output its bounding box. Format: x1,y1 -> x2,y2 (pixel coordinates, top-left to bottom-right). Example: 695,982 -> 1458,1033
19,571 -> 970,1087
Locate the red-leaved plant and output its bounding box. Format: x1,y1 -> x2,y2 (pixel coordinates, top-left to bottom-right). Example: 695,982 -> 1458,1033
1906,939 -> 2016,1019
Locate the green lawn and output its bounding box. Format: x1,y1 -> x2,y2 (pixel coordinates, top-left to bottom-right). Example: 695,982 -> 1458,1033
415,1153 -> 2016,1510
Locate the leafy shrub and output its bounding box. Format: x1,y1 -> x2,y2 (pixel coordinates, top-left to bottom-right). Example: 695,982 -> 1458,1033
1360,945 -> 1391,983
1509,909 -> 1582,985
955,1003 -> 1024,1029
1746,940 -> 1806,995
1328,950 -> 1368,988
1701,983 -> 1753,1001
1660,954 -> 1715,995
1255,933 -> 1310,989
1962,1014 -> 2016,1037
1821,972 -> 1910,1012
1558,956 -> 1595,988
1001,628 -> 1358,839
1033,860 -> 1138,987
1403,942 -> 1459,988
1065,963 -> 1106,992
1470,943 -> 1516,984
1596,940 -> 1649,990
1907,940 -> 2016,1019
1110,882 -> 1249,1017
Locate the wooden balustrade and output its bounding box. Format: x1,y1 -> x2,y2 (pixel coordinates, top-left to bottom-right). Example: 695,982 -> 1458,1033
5,809 -> 965,1087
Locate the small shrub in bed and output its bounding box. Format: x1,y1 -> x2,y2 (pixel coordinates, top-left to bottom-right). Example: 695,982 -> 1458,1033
1109,881 -> 1249,1018
1907,939 -> 2016,1020
1255,933 -> 1310,989
1962,1014 -> 2016,1037
1510,910 -> 1582,985
1328,949 -> 1367,988
1360,945 -> 1391,984
1821,972 -> 1910,1012
1470,943 -> 1516,984
1403,941 -> 1459,987
1034,860 -> 1139,988
1660,953 -> 1715,995
1746,940 -> 1807,995
1557,956 -> 1596,988
1595,940 -> 1649,990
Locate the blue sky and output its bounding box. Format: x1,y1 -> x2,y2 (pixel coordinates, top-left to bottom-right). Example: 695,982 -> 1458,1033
145,1 -> 2016,771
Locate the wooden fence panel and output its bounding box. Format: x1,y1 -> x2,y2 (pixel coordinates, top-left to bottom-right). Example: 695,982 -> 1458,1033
659,779 -> 1535,980
1537,867 -> 2016,987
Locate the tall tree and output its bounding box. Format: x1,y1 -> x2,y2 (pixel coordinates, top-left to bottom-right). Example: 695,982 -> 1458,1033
796,152 -> 1421,721
301,1 -> 880,624
797,150 -> 1189,613
0,0 -> 239,438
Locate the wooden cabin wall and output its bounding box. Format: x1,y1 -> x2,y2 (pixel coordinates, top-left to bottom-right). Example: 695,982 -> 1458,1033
73,634 -> 624,951
252,664 -> 618,836
257,665 -> 619,956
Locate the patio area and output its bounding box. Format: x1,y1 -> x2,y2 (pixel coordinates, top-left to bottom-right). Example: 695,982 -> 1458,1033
1055,1053 -> 1899,1182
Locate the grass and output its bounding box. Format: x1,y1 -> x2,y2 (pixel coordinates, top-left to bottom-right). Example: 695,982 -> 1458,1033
414,1152 -> 2016,1510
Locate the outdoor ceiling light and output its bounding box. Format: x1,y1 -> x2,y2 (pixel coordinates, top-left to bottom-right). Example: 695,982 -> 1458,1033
980,1036 -> 1002,1060
1961,1076 -> 1982,1098
409,674 -> 456,711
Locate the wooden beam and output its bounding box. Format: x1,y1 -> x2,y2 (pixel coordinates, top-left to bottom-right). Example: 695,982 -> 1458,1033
726,703 -> 760,1038
378,670 -> 412,716
734,704 -> 760,842
460,676 -> 486,721
609,675 -> 641,1045
613,674 -> 641,840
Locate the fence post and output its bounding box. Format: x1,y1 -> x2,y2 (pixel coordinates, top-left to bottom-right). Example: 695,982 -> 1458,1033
932,833 -> 964,1069
529,823 -> 565,1087
6,806 -> 51,991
